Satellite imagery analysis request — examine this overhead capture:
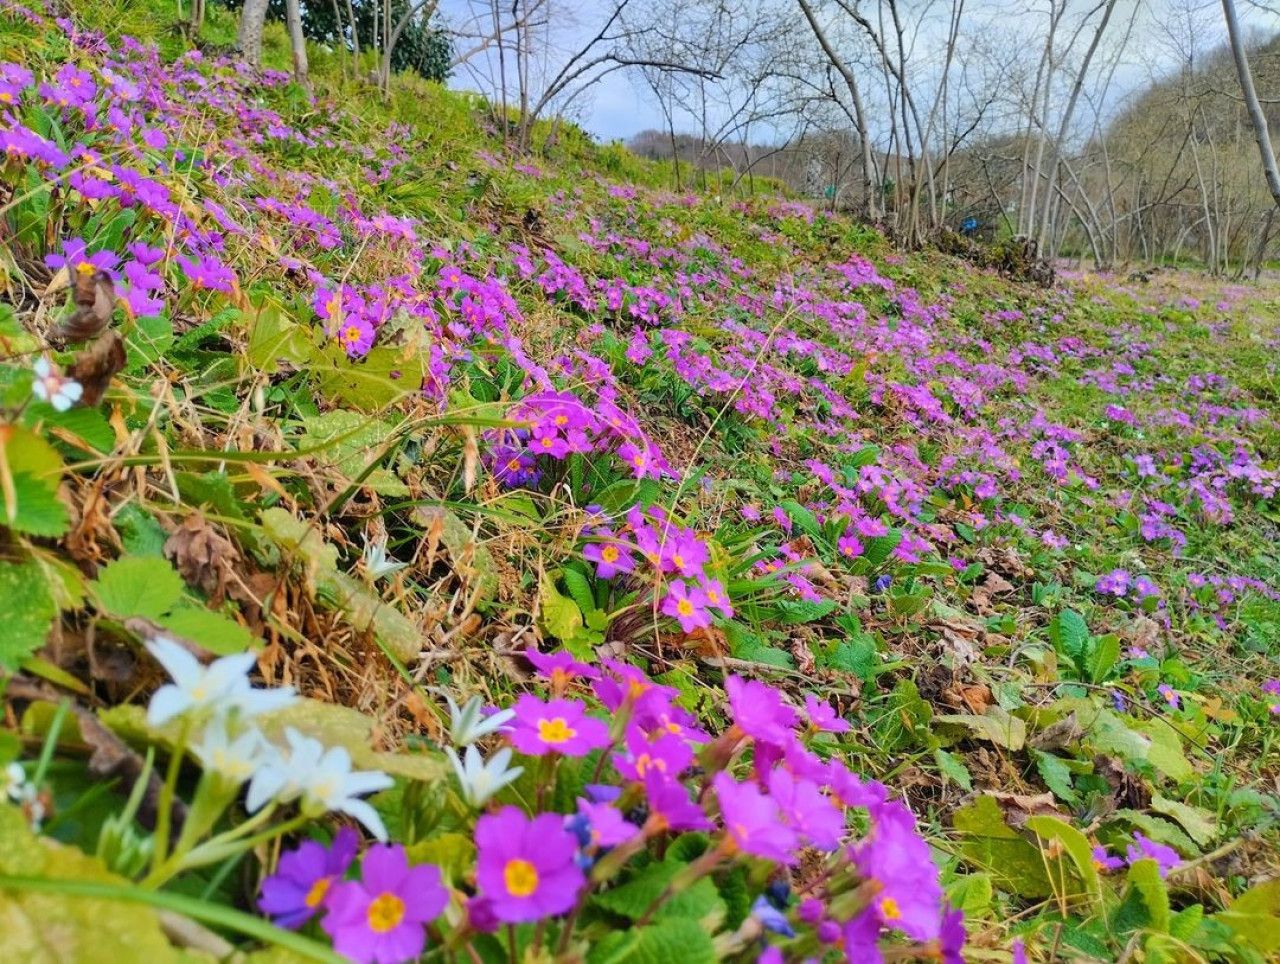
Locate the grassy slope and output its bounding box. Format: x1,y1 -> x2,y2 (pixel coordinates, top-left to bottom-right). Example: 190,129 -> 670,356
2,1 -> 1279,960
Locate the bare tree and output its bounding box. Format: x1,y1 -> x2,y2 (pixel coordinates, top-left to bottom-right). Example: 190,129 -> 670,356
1221,0 -> 1280,209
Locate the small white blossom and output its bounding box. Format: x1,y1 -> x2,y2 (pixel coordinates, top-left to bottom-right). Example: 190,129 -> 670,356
31,356 -> 83,412
145,638 -> 295,728
192,719 -> 266,786
3,762 -> 27,803
247,728 -> 392,840
445,693 -> 514,747
446,745 -> 524,808
361,533 -> 409,581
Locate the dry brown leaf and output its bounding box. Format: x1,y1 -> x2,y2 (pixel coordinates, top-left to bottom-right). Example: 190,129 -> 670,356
68,329 -> 126,406
1029,712 -> 1084,751
970,571 -> 1015,614
50,269 -> 116,346
992,790 -> 1064,828
164,513 -> 241,601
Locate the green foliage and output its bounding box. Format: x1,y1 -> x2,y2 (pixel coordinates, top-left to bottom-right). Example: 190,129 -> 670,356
0,561 -> 58,669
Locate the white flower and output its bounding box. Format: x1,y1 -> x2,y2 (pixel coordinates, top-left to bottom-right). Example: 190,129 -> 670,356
446,745 -> 523,808
192,718 -> 266,785
444,693 -> 514,747
361,533 -> 409,581
145,638 -> 296,728
3,762 -> 27,803
31,356 -> 83,412
247,728 -> 393,840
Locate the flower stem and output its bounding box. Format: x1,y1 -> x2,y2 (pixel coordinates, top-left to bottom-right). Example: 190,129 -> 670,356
150,719 -> 190,873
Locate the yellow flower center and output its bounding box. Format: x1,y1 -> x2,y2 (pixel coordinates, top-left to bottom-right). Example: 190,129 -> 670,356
366,892 -> 406,933
554,414 -> 568,426
0,92 -> 11,103
676,599 -> 694,616
506,458 -> 521,472
635,753 -> 664,776
672,553 -> 685,568
341,325 -> 362,345
707,590 -> 721,604
601,545 -> 619,563
304,876 -> 331,908
326,295 -> 341,318
537,717 -> 576,744
879,897 -> 901,920
76,261 -> 94,276
504,858 -> 539,897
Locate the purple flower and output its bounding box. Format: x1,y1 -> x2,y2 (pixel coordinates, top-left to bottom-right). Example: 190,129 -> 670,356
1126,833 -> 1180,877
803,694 -> 850,733
842,909 -> 884,963
1157,684 -> 1180,711
177,252 -> 235,293
258,828 -> 358,929
660,579 -> 712,633
713,772 -> 798,864
614,725 -> 692,782
45,238 -> 117,279
698,577 -> 733,618
643,769 -> 711,832
508,695 -> 610,757
768,767 -> 844,850
853,801 -> 943,941
1092,845 -> 1124,872
1012,938 -> 1028,964
475,806 -> 585,922
1261,679 -> 1280,697
524,648 -> 598,688
572,798 -> 639,848
751,895 -> 795,937
320,844 -> 446,964
726,675 -> 798,745
337,316 -> 376,357
837,531 -> 864,559
583,535 -> 637,579
939,905 -> 966,964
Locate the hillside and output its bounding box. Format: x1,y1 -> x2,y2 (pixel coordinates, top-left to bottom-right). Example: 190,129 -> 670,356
0,3 -> 1279,963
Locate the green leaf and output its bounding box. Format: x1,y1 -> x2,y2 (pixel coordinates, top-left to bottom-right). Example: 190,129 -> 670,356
1111,810 -> 1200,856
946,873 -> 993,916
1025,815 -> 1102,906
539,573 -> 584,645
1049,609 -> 1089,667
38,405 -> 114,452
298,411 -> 406,496
1150,795 -> 1217,847
775,598 -> 837,624
935,706 -> 1026,750
780,499 -> 822,540
158,606 -> 256,655
823,635 -> 879,680
1216,878 -> 1280,952
1086,632 -> 1120,683
124,312 -> 174,372
5,472 -> 69,536
562,567 -> 596,616
1033,750 -> 1078,804
953,795 -> 1052,898
862,530 -> 903,567
586,917 -> 717,964
1125,858 -> 1171,933
247,301 -> 313,373
1131,721 -> 1193,782
934,748 -> 973,790
0,804 -> 180,961
0,561 -> 58,670
406,833 -> 475,885
93,556 -> 184,619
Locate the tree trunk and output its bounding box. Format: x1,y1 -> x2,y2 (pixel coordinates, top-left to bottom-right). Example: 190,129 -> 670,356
237,0 -> 270,69
285,0 -> 310,86
796,0 -> 878,219
1221,0 -> 1280,210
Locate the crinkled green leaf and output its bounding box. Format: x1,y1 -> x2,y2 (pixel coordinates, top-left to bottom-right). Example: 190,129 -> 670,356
93,556 -> 184,620
1150,794 -> 1217,847
935,706 -> 1026,750
1025,815 -> 1102,905
1216,878 -> 1280,952
0,561 -> 58,670
585,917 -> 717,964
